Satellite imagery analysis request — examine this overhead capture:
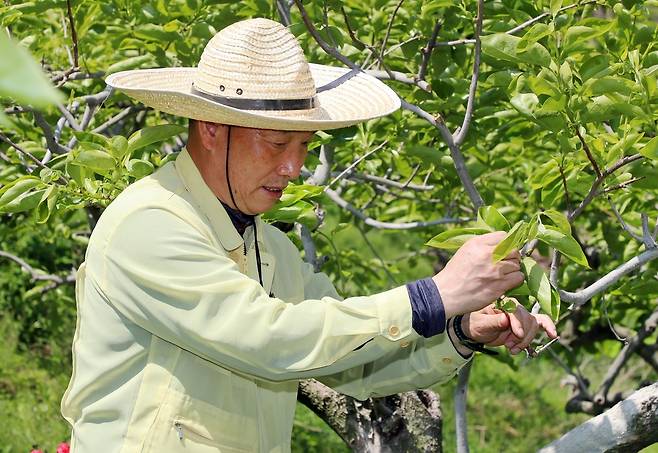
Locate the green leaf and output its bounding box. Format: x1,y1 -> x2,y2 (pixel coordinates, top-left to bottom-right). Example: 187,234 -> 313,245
278,184 -> 323,205
106,54 -> 157,74
582,76 -> 640,97
492,221 -> 529,262
74,149 -> 116,171
580,55 -> 611,81
518,23 -> 552,52
126,159 -> 154,178
550,0 -> 563,16
482,33 -> 551,67
510,93 -> 539,116
477,206 -> 510,231
0,187 -> 47,213
638,136 -> 658,160
519,42 -> 552,67
425,228 -> 491,252
0,176 -> 42,209
0,32 -> 62,107
550,287 -> 561,320
536,224 -> 589,267
35,185 -> 58,224
521,257 -> 552,317
482,33 -> 523,65
109,136 -> 129,159
539,210 -> 571,234
127,124 -> 186,154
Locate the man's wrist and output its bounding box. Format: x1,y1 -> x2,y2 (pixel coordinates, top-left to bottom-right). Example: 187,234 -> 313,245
447,317 -> 475,357
452,314 -> 499,356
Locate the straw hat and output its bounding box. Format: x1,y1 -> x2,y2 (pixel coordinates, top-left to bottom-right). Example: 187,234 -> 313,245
106,18 -> 400,131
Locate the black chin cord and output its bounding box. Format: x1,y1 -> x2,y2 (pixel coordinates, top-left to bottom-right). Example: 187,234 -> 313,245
224,126 -> 265,288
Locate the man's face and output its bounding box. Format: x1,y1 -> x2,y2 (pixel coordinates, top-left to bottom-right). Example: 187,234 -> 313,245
225,127 -> 315,215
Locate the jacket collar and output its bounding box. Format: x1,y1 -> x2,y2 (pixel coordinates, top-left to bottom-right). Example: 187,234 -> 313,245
174,148 -> 246,252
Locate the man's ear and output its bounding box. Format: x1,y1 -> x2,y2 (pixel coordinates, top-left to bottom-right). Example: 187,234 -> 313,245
196,120 -> 223,151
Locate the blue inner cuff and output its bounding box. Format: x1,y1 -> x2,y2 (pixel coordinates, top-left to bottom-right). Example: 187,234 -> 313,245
406,277 -> 447,338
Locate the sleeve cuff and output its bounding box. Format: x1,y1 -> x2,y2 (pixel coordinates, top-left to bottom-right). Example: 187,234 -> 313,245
406,277 -> 447,338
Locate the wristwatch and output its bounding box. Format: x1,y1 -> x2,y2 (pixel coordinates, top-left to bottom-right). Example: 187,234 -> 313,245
453,314 -> 499,356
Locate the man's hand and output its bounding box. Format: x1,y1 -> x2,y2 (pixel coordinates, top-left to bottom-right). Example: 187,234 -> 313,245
433,231 -> 524,319
462,303 -> 558,355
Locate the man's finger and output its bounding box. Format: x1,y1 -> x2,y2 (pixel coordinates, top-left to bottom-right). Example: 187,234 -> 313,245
511,317 -> 539,354
502,250 -> 521,262
536,314 -> 558,339
507,311 -> 525,339
480,231 -> 508,245
498,260 -> 521,275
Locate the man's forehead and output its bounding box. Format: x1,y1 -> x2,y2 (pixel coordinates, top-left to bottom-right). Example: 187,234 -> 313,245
255,129 -> 316,139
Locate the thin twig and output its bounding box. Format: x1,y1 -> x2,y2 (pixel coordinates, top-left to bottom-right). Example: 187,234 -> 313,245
568,154 -> 643,222
453,0 -> 484,146
575,127 -> 602,178
607,196 -> 644,242
418,19 -> 442,81
379,0 -> 405,60
558,164 -> 572,212
295,0 -> 360,69
593,308 -> 658,406
65,0 -> 78,67
641,213 -> 657,249
0,132 -> 49,171
325,141 -> 389,189
355,221 -> 396,285
91,106 -> 139,133
327,170 -> 434,191
56,103 -> 82,131
435,1 -> 603,46
325,188 -> 468,230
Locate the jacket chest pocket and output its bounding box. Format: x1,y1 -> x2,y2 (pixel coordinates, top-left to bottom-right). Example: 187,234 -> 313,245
144,390 -> 258,452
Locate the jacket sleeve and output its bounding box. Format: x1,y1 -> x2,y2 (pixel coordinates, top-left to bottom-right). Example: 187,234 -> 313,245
300,260 -> 472,400
94,206 -> 418,382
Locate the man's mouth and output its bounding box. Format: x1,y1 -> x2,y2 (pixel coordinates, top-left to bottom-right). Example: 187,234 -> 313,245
263,186 -> 284,195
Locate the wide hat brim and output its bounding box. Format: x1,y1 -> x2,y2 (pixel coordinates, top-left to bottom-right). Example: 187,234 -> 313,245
105,64 -> 401,131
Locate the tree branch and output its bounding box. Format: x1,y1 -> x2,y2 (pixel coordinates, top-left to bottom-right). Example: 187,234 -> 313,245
366,69 -> 431,92
539,383 -> 658,453
0,250 -> 75,285
559,247 -> 658,308
400,100 -> 484,208
455,360 -> 473,453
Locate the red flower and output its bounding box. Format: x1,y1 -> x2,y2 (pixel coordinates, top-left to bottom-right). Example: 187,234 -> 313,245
56,443 -> 71,453
30,450 -> 43,453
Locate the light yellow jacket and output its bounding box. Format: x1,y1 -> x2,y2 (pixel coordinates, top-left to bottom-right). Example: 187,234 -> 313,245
61,149 -> 470,453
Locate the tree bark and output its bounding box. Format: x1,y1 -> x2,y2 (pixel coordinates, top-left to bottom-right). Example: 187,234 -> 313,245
539,383 -> 658,453
298,379 -> 443,452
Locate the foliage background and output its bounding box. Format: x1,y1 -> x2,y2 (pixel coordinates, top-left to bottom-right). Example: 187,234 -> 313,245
1,0 -> 657,451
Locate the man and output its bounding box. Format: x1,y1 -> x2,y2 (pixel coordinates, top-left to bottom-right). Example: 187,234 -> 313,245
61,18 -> 557,452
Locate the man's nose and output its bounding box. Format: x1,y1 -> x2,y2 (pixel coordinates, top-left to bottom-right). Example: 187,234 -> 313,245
278,147 -> 305,178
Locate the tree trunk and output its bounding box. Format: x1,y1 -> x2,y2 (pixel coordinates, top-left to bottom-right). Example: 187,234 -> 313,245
539,382 -> 658,453
298,379 -> 443,452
